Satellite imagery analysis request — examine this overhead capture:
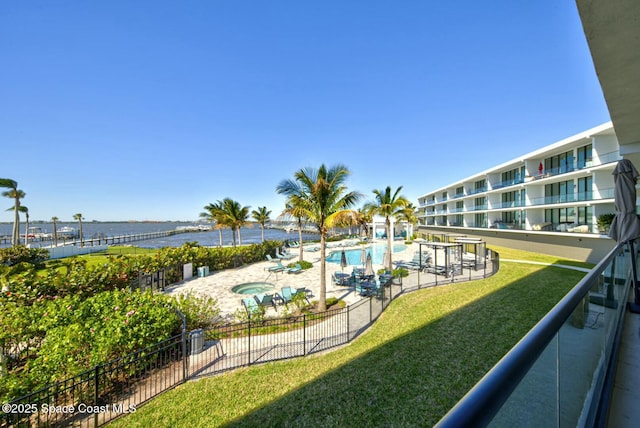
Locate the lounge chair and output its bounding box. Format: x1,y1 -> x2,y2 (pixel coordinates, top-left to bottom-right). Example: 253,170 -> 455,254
287,263 -> 303,274
242,297 -> 260,314
265,254 -> 278,262
276,250 -> 296,260
333,271 -> 350,286
293,287 -> 311,303
278,286 -> 295,304
254,293 -> 278,311
265,261 -> 286,273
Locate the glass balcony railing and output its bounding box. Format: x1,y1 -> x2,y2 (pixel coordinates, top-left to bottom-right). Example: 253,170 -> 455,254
491,178 -> 525,190
529,188 -> 615,206
437,240 -> 634,427
467,187 -> 488,196
492,201 -> 526,209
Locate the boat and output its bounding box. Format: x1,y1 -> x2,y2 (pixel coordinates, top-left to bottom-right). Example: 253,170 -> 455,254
57,226 -> 78,239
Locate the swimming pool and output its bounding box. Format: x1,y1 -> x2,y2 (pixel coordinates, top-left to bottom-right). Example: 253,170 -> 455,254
326,243 -> 406,265
231,282 -> 276,295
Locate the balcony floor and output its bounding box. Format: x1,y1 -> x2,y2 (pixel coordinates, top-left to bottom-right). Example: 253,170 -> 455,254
607,300 -> 640,427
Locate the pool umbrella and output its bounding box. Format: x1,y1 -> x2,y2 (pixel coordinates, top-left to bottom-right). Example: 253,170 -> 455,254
364,253 -> 374,278
340,249 -> 348,274
609,159 -> 640,312
360,246 -> 367,269
382,251 -> 390,273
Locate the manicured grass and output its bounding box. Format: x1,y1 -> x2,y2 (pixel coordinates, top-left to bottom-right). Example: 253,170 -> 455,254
44,246 -> 156,272
111,248 -> 590,427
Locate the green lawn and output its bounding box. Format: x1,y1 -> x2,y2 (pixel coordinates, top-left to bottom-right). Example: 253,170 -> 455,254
111,247 -> 590,427
44,246 -> 156,272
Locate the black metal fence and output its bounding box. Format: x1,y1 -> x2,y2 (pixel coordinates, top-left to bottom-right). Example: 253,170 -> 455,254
2,250 -> 499,427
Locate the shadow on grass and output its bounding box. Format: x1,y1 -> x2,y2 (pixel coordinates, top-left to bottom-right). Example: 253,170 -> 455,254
223,265 -> 585,427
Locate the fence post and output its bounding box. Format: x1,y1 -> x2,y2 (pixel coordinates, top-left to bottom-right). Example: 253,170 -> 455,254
247,319 -> 251,366
93,365 -> 99,428
347,305 -> 350,342
369,296 -> 372,323
303,314 -> 306,356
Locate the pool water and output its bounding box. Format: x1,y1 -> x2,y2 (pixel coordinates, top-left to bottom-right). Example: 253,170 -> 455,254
232,282 -> 276,295
326,243 -> 406,265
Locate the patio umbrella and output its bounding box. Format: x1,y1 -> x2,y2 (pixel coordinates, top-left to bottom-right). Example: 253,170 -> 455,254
340,249 -> 348,274
608,159 -> 640,311
364,253 -> 374,277
360,246 -> 367,269
382,251 -> 390,272
538,162 -> 543,176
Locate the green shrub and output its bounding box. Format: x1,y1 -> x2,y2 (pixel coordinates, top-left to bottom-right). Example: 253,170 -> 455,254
326,297 -> 346,309
172,291 -> 221,330
0,246 -> 49,267
0,289 -> 180,402
288,260 -> 313,269
393,268 -> 409,278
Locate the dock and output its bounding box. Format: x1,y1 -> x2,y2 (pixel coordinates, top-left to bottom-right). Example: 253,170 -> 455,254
0,228 -> 206,248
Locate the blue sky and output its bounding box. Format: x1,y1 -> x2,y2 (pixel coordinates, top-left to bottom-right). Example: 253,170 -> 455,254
0,1 -> 610,222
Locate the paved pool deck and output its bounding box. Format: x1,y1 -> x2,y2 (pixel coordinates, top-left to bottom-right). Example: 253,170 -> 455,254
164,239 -> 415,319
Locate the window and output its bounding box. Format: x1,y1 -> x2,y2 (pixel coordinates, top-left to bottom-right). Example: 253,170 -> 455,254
474,213 -> 487,228
577,206 -> 593,225
577,177 -> 592,201
577,144 -> 593,169
501,168 -> 522,186
544,151 -> 574,174
545,180 -> 574,204
545,208 -> 576,224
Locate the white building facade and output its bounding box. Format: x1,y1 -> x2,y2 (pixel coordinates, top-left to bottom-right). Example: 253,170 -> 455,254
417,122 -> 620,237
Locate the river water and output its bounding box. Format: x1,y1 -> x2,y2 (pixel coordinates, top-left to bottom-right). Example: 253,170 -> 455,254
0,222 -> 328,249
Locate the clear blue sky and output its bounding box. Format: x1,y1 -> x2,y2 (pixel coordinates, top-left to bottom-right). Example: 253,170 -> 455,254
0,1 -> 610,222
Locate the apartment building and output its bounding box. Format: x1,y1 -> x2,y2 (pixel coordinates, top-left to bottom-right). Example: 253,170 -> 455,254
417,122 -> 620,262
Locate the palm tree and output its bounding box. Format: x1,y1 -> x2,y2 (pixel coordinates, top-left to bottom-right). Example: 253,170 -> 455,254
277,164 -> 361,311
73,213 -> 84,246
21,206 -> 29,246
398,202 -> 418,239
213,198 -> 251,247
51,216 -> 59,246
281,201 -> 308,262
363,186 -> 410,272
0,179 -> 25,246
355,207 -> 373,240
251,206 -> 271,243
200,202 -> 225,247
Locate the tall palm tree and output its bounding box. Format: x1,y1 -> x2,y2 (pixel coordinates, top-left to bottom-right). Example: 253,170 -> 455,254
281,201 -> 308,262
73,213 -> 84,246
398,202 -> 418,239
0,179 -> 25,246
355,207 -> 373,240
213,198 -> 251,247
200,202 -> 225,247
51,216 -> 59,246
21,206 -> 29,246
277,164 -> 361,311
251,206 -> 271,243
363,186 -> 409,272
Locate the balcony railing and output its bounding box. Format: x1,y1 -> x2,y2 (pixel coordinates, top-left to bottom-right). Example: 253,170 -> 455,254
437,239 -> 634,427
491,178 -> 525,190
467,187 -> 488,196
529,188 -> 615,206
492,201 -> 526,209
